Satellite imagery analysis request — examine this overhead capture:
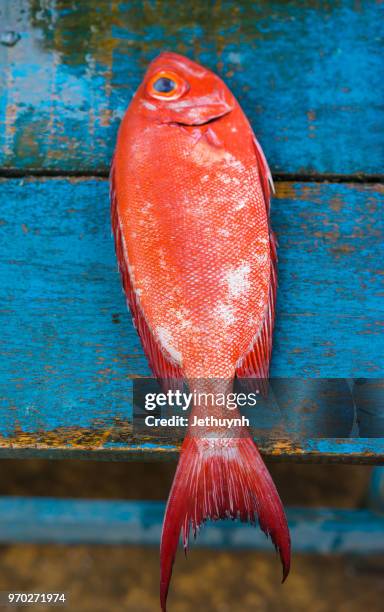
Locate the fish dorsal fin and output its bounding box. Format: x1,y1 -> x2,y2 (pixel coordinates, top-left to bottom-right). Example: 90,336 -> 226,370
252,134 -> 275,215
235,135 -> 277,383
110,161 -> 184,384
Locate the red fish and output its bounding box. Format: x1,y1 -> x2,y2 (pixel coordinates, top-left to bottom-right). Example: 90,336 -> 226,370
111,52 -> 290,610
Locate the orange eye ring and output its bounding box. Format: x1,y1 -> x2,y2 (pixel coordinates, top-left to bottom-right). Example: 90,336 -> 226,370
146,70 -> 188,101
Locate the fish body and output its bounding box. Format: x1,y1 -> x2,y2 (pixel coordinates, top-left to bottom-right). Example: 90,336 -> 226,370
111,52 -> 290,610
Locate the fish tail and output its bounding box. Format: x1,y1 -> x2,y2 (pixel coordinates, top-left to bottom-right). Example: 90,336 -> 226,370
160,433 -> 290,611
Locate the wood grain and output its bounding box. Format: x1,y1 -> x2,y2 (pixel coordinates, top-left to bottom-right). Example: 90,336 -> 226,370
0,0 -> 383,175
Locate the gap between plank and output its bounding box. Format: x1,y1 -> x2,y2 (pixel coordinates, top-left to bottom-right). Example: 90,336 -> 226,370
0,169 -> 383,184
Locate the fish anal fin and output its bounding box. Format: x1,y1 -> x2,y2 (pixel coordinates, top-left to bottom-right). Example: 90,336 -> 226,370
236,230 -> 277,387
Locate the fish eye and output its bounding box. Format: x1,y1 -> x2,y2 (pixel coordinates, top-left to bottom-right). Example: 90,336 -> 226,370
147,70 -> 188,101
153,77 -> 176,93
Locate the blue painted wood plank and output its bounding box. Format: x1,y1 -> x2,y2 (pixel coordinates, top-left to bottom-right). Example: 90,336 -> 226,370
368,467 -> 384,512
0,439 -> 383,463
0,497 -> 383,552
0,177 -> 382,458
0,0 -> 383,175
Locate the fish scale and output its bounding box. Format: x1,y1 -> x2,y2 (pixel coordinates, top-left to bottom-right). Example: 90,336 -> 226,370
111,52 -> 290,611
115,122 -> 269,375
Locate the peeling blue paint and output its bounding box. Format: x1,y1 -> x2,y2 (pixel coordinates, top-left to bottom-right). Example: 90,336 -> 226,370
0,178 -> 382,449
0,0 -> 383,173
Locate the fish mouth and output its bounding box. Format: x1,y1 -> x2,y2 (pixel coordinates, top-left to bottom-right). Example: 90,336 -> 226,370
167,98 -> 234,126
173,107 -> 233,127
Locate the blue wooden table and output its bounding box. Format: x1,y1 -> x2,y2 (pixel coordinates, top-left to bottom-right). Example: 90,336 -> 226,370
0,0 -> 383,549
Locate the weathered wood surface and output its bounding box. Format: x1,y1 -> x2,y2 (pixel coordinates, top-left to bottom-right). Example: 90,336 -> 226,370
0,440 -> 383,464
0,178 -> 382,458
0,0 -> 383,175
0,497 -> 384,551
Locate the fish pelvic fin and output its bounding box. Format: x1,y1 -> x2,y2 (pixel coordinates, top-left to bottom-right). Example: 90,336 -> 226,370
160,434 -> 291,611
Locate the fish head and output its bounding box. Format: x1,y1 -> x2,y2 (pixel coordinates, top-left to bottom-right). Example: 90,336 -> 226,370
134,52 -> 235,126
